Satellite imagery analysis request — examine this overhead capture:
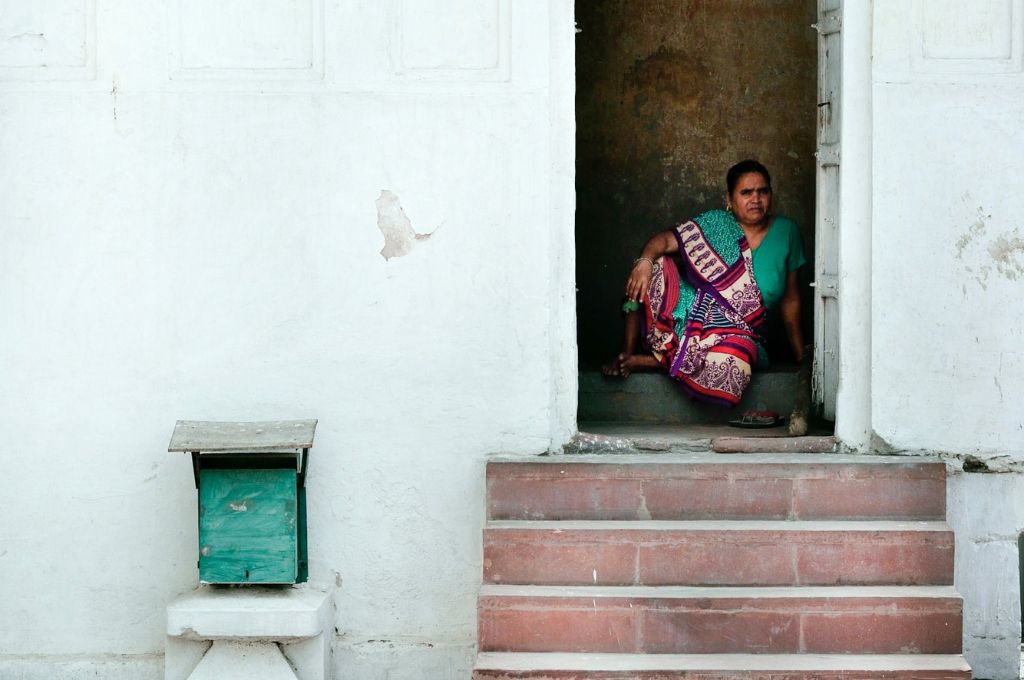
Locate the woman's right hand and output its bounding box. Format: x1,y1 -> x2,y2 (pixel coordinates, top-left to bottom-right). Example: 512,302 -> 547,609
625,231 -> 677,304
626,258 -> 654,303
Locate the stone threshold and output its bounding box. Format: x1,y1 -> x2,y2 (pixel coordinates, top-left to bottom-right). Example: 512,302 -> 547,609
565,423 -> 836,455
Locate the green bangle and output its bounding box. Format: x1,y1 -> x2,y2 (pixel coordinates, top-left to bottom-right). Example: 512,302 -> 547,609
622,299 -> 641,313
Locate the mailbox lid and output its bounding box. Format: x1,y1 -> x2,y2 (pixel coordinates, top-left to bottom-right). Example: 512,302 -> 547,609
169,420 -> 317,453
198,468 -> 298,584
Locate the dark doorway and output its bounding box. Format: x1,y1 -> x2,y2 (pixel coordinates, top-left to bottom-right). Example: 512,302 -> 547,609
575,1 -> 818,371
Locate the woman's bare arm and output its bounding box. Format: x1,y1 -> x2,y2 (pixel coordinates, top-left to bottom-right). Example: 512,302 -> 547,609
626,230 -> 679,302
780,270 -> 804,363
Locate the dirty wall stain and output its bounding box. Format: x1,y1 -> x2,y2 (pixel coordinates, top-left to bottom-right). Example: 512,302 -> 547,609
954,201 -> 1024,288
988,233 -> 1024,281
954,208 -> 988,259
376,190 -> 434,261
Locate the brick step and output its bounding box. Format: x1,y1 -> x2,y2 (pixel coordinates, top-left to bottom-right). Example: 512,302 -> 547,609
478,585 -> 962,655
484,520 -> 954,586
473,653 -> 972,679
487,455 -> 945,521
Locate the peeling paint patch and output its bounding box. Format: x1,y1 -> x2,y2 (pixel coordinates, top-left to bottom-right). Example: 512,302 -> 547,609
962,455 -> 993,473
951,205 -> 1024,288
954,210 -> 987,259
987,232 -> 1024,280
946,452 -> 1024,474
376,190 -> 434,260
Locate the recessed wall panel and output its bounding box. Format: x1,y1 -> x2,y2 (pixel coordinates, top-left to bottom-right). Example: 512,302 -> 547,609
170,0 -> 323,79
392,0 -> 508,80
913,0 -> 1023,74
0,0 -> 95,80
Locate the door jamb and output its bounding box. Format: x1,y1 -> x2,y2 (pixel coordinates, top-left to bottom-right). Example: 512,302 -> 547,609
832,1 -> 873,451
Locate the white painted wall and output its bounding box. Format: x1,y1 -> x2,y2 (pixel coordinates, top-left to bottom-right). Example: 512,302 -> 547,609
0,1 -> 576,677
871,0 -> 1024,455
872,3 -> 1024,677
4,1 -> 1024,677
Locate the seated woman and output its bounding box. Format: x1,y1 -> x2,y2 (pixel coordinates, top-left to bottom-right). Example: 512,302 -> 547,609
602,159 -> 805,407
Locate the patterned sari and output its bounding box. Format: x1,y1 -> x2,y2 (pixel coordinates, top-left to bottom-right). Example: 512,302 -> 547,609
641,210 -> 766,406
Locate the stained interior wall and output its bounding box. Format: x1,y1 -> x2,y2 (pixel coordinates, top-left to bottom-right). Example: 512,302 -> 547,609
576,0 -> 818,368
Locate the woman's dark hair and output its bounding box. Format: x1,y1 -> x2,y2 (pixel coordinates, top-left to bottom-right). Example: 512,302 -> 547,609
726,159 -> 772,194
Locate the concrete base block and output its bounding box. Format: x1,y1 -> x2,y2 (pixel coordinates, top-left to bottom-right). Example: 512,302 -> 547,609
165,637 -> 212,680
166,585 -> 334,680
190,641 -> 298,680
283,632 -> 331,680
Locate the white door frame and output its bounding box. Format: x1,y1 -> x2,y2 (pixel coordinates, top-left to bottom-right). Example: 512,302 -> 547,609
558,1 -> 874,452
833,0 -> 873,452
550,0 -> 579,450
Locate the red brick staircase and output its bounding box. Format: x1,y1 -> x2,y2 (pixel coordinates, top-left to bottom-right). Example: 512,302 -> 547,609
474,454 -> 971,679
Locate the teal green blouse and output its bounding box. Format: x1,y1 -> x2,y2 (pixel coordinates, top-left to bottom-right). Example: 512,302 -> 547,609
750,215 -> 806,310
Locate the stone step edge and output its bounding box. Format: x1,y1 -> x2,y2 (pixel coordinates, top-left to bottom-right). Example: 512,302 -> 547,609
479,584 -> 961,599
486,519 -> 952,532
474,653 -> 971,673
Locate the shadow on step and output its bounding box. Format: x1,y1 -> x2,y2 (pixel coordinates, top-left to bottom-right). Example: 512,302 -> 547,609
577,368 -> 834,453
580,369 -> 809,426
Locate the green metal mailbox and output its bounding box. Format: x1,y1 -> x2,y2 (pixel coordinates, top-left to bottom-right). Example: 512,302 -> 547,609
168,419 -> 316,585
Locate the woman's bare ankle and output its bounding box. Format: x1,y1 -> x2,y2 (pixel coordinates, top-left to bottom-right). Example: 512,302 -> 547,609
621,353 -> 659,373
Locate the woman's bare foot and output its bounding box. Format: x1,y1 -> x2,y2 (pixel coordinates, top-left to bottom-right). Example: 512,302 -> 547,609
602,352 -> 660,378
602,353 -> 632,377
603,311 -> 660,377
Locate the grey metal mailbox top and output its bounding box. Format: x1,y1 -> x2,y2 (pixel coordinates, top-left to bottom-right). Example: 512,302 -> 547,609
168,420 -> 317,453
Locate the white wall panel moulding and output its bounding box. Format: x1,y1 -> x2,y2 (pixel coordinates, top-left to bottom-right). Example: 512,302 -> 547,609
390,0 -> 510,81
168,0 -> 324,80
0,0 -> 96,81
913,0 -> 1024,74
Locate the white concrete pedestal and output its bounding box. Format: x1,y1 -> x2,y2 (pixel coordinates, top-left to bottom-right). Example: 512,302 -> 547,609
165,585 -> 334,680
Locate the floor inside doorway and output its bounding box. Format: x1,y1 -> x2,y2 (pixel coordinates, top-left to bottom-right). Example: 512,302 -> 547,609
577,366 -> 834,456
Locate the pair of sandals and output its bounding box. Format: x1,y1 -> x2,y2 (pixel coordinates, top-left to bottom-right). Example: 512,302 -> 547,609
729,410 -> 784,428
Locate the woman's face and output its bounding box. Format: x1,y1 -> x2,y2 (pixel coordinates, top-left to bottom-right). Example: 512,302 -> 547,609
727,172 -> 772,226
